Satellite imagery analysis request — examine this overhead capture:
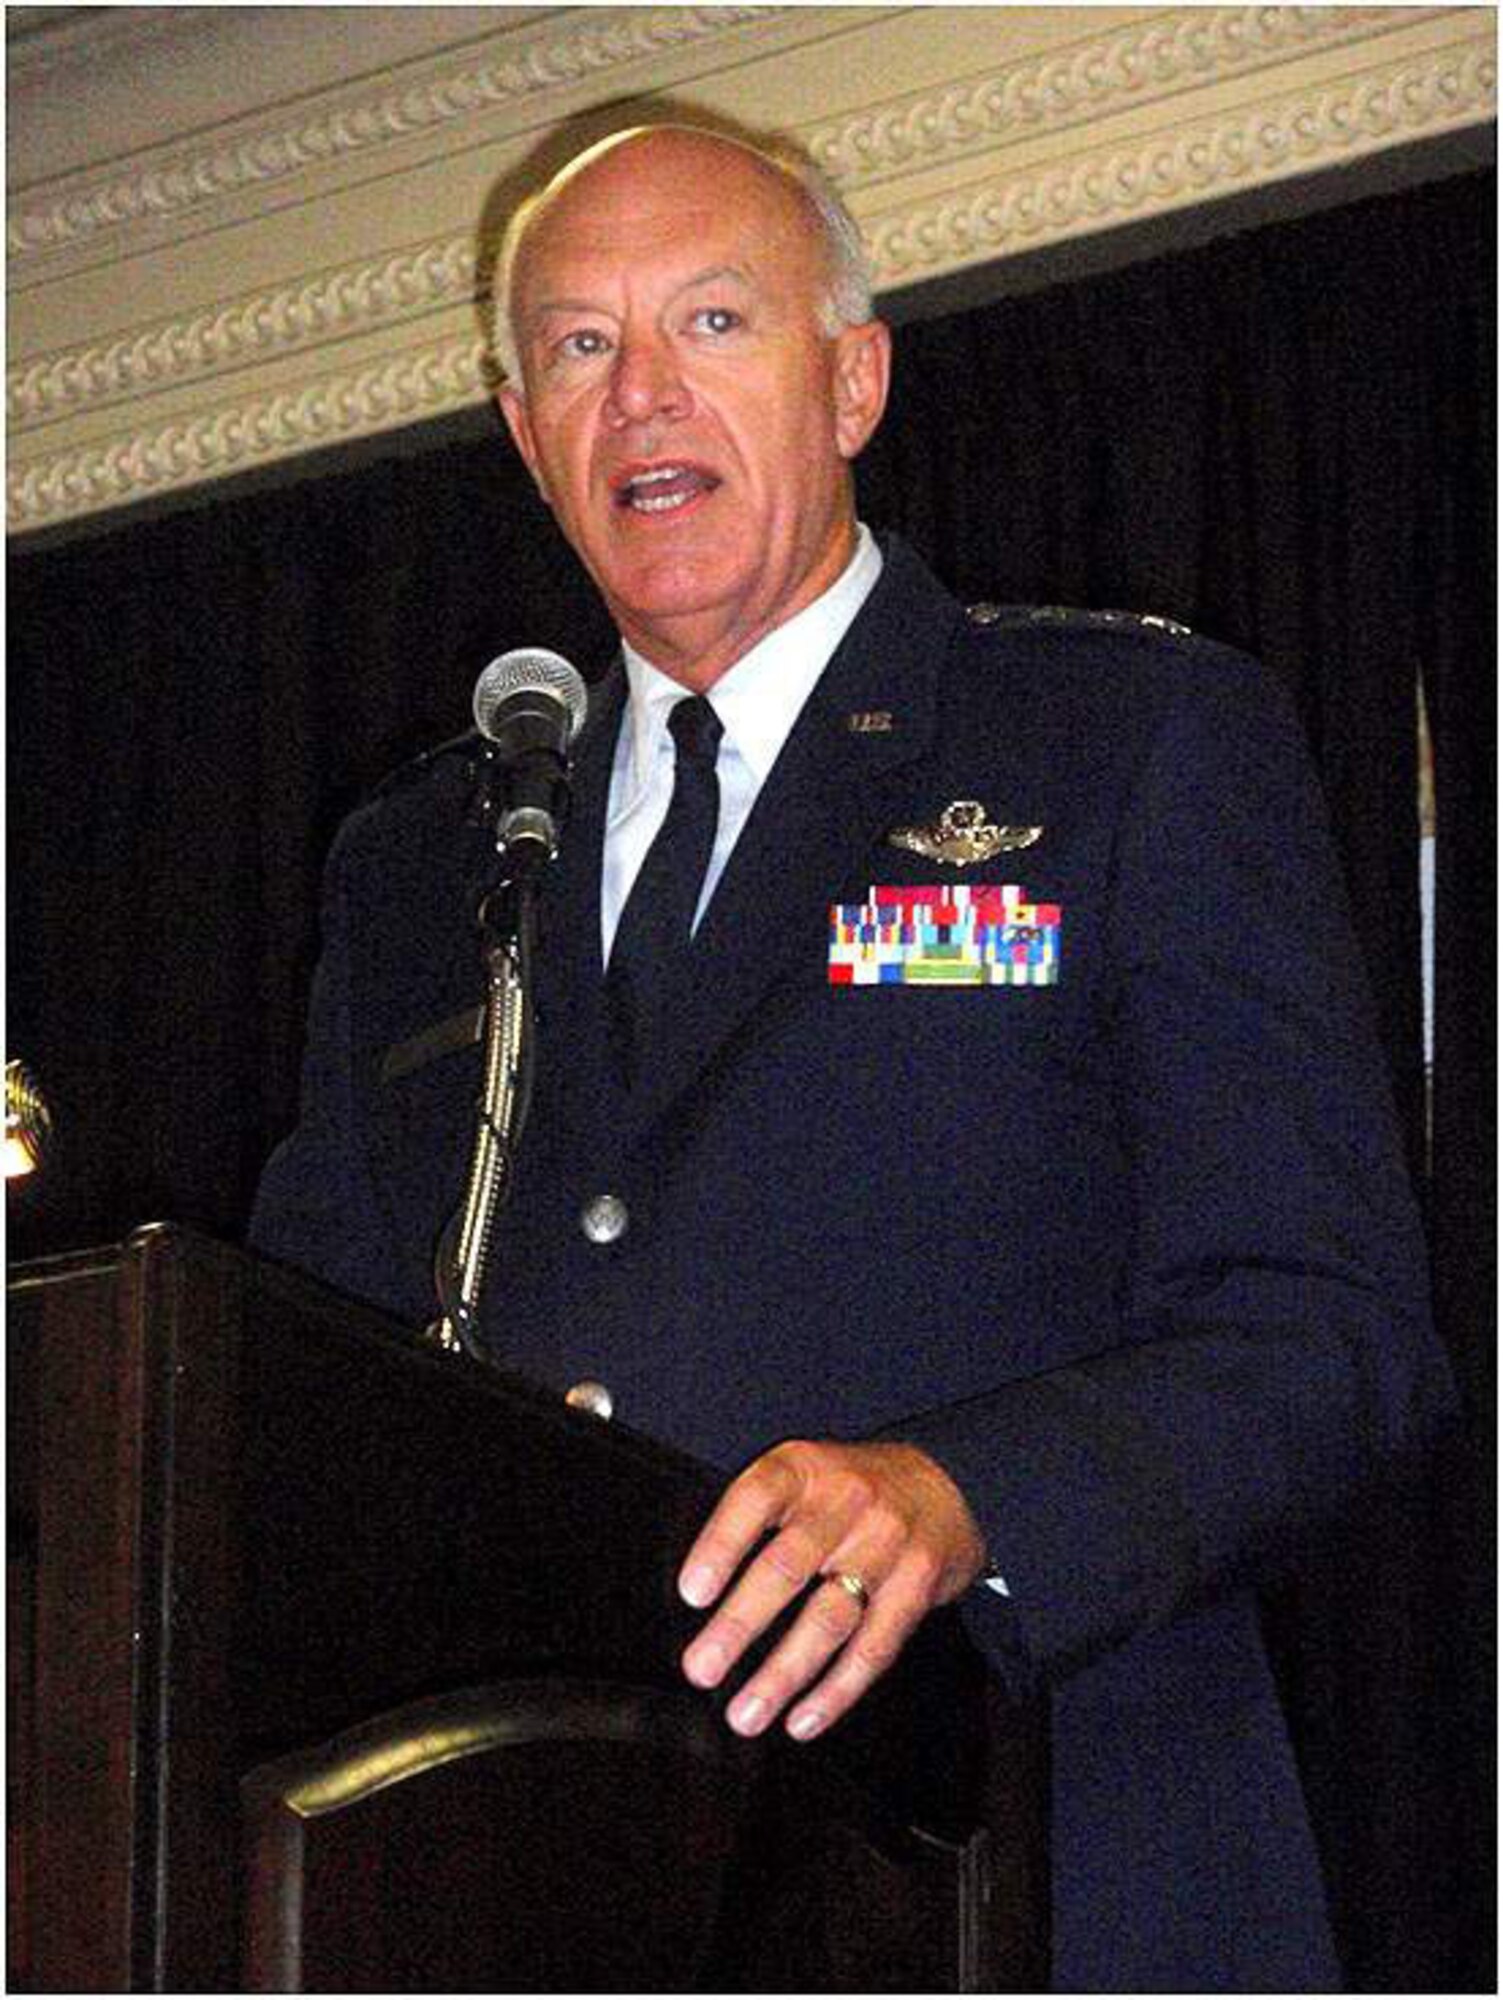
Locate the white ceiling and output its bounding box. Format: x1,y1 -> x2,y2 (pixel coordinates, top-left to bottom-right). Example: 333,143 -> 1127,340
8,5 -> 1495,533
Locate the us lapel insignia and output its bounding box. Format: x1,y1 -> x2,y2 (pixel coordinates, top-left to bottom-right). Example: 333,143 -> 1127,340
886,800 -> 1043,865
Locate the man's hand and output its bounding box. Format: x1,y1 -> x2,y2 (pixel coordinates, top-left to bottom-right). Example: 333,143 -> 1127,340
677,1439 -> 987,1742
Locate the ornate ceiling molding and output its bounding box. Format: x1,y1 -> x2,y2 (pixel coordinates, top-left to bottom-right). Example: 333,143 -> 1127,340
808,4 -> 1424,188
9,6 -> 1495,534
8,5 -> 787,266
863,34 -> 1497,285
6,5 -> 216,78
9,237 -> 480,426
8,335 -> 490,532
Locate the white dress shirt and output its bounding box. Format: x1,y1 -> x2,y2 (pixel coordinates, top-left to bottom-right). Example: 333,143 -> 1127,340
602,523 -> 884,963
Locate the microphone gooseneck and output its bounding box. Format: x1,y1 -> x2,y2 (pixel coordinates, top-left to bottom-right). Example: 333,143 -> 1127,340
428,647 -> 587,1359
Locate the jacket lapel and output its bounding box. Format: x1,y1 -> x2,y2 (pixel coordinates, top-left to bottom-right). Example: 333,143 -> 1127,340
616,540 -> 960,1147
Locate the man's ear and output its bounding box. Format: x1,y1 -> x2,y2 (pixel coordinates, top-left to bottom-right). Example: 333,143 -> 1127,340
498,386 -> 550,505
831,320 -> 892,462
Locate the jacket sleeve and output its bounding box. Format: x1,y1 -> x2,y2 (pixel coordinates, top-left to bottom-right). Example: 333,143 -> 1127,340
249,820 -> 412,1317
894,652 -> 1456,1688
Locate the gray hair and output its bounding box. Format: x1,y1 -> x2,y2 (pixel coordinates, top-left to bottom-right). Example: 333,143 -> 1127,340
489,124 -> 874,390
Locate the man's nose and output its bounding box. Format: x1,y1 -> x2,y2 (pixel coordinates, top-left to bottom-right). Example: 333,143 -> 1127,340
604,335 -> 691,427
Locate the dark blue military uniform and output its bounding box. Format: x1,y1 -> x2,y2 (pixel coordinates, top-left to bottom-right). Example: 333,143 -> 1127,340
253,537 -> 1453,1989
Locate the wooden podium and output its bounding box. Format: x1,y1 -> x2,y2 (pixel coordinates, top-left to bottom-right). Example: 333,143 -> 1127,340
8,1225 -> 1048,1992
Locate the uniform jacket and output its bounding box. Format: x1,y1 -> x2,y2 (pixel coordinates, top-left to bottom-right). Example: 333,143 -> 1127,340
252,537 -> 1453,1990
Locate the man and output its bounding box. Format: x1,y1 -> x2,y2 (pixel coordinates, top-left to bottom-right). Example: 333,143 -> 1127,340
253,125 -> 1453,1989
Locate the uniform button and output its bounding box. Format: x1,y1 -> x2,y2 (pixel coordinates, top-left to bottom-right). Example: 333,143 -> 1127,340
580,1193 -> 629,1244
565,1380 -> 614,1421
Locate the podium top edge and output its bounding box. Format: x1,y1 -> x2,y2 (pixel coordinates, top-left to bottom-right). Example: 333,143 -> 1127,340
8,1219 -> 202,1293
8,1239 -> 129,1292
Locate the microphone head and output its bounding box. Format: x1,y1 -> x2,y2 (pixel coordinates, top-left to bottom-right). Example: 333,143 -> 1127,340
473,648 -> 589,746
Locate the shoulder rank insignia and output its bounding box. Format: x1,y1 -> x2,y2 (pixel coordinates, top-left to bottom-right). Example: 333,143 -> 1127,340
887,800 -> 1042,865
968,601 -> 1193,638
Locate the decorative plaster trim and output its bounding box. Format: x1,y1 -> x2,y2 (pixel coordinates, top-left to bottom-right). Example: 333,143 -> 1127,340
8,5 -> 786,263
864,37 -> 1497,285
11,9 -> 1495,436
9,34 -> 1495,533
7,6 -> 220,81
808,4 -> 1429,188
8,337 -> 491,532
13,12 -> 1491,435
9,237 -> 479,428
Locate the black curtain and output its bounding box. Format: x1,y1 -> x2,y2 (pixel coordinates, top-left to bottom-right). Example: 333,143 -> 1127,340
10,168 -> 1492,1990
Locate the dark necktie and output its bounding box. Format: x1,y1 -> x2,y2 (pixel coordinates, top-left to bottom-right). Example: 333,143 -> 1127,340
607,694 -> 724,1072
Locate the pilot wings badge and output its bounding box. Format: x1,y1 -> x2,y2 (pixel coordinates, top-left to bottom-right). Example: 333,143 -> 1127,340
886,800 -> 1043,866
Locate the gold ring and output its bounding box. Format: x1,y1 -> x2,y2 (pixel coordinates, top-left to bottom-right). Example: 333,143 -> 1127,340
827,1570 -> 870,1610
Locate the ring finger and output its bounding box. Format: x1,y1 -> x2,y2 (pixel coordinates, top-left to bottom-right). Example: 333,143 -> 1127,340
724,1561 -> 885,1739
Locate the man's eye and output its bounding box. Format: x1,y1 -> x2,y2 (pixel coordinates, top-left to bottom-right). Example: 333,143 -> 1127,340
690,306 -> 743,336
554,329 -> 611,362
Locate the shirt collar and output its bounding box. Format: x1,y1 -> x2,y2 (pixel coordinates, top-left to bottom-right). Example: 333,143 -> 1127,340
618,523 -> 883,796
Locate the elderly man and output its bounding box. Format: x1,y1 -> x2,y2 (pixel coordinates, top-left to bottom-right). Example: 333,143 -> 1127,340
253,125 -> 1452,1990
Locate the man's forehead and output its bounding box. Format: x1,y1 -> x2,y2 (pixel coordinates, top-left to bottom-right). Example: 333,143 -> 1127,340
552,128 -> 792,203
518,134 -> 810,270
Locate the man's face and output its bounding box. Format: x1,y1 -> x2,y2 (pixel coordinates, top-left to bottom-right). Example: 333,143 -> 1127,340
499,133 -> 890,688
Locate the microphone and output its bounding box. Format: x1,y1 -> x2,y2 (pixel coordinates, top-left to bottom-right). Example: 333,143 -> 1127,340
472,648 -> 589,872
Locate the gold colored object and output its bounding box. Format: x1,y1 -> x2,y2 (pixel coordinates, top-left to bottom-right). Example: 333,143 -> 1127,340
272,1693 -> 564,1817
887,800 -> 1043,865
5,1060 -> 53,1179
847,710 -> 894,734
827,1570 -> 870,1610
564,1380 -> 614,1420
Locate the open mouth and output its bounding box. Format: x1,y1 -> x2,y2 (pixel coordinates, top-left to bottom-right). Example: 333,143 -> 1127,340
612,464 -> 720,515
